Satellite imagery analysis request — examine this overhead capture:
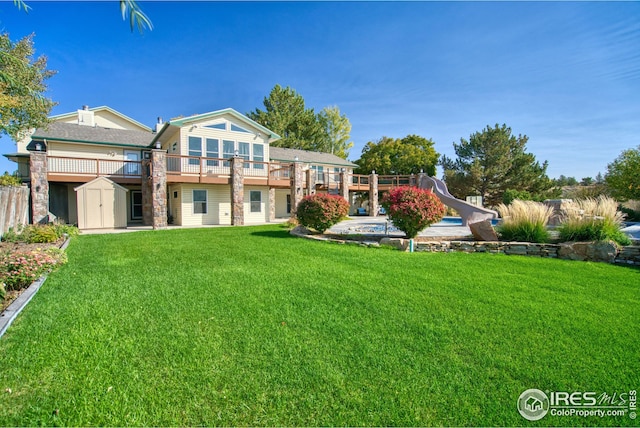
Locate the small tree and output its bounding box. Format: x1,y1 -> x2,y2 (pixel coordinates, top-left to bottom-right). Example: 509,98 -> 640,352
296,194 -> 350,233
381,186 -> 446,238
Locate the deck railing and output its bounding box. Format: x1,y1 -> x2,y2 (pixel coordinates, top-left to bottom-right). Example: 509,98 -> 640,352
47,156 -> 142,178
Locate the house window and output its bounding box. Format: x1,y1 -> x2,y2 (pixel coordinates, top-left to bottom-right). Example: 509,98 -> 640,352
253,143 -> 264,169
205,122 -> 226,130
222,140 -> 235,166
239,142 -> 250,168
250,191 -> 261,213
188,136 -> 201,165
230,123 -> 251,133
312,165 -> 325,182
193,189 -> 207,214
206,138 -> 219,167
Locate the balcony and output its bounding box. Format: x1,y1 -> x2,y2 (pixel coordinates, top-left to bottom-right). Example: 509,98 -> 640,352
47,156 -> 143,184
165,155 -> 291,187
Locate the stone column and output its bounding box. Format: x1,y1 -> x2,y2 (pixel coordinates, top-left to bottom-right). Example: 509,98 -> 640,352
268,188 -> 276,222
306,169 -> 316,196
417,172 -> 429,190
369,171 -> 379,217
150,149 -> 167,229
29,151 -> 49,224
141,158 -> 152,226
230,156 -> 244,226
290,162 -> 304,219
339,169 -> 350,202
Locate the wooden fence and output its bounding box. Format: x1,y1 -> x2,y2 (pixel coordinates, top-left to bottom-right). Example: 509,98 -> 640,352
0,186 -> 29,238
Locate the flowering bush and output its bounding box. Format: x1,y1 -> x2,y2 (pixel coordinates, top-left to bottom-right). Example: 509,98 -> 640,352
296,193 -> 350,233
381,186 -> 446,238
0,248 -> 67,291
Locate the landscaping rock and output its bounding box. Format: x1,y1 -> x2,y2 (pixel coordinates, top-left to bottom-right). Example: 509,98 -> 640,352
469,219 -> 498,241
558,241 -> 619,263
380,237 -> 409,251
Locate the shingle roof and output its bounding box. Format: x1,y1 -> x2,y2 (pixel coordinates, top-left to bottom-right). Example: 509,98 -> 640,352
31,122 -> 154,148
269,147 -> 357,168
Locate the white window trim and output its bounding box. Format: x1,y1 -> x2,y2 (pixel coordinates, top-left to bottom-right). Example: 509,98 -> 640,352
193,189 -> 208,214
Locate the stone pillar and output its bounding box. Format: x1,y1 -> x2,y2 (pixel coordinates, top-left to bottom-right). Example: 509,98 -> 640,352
339,169 -> 350,202
230,156 -> 244,226
306,169 -> 316,196
417,172 -> 429,190
150,149 -> 167,229
369,171 -> 379,217
268,188 -> 276,222
29,151 -> 49,224
141,158 -> 152,226
290,162 -> 304,219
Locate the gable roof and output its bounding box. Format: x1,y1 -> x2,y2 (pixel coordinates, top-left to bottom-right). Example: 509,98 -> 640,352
31,122 -> 154,148
50,106 -> 152,132
167,108 -> 281,140
269,147 -> 357,168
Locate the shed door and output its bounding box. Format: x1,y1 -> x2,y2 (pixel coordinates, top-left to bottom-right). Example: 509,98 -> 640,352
86,188 -> 103,229
86,188 -> 116,228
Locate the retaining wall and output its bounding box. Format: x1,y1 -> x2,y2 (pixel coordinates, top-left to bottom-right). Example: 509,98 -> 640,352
381,238 -> 640,266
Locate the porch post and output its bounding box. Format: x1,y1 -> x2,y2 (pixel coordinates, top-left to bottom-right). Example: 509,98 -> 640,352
369,170 -> 379,217
339,168 -> 350,202
150,149 -> 167,229
290,161 -> 304,220
268,187 -> 275,222
306,168 -> 316,196
29,150 -> 49,224
230,155 -> 244,225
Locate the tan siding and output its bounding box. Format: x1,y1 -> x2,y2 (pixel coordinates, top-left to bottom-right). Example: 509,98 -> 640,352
48,142 -> 126,160
275,189 -> 290,218
179,184 -> 231,226
244,186 -> 270,224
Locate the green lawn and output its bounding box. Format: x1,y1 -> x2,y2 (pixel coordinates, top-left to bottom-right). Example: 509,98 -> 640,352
0,225 -> 638,426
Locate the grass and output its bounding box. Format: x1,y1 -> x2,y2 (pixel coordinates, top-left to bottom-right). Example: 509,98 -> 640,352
0,225 -> 638,426
559,196 -> 632,245
496,200 -> 554,243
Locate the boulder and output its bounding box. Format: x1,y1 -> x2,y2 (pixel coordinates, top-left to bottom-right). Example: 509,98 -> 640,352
469,219 -> 499,241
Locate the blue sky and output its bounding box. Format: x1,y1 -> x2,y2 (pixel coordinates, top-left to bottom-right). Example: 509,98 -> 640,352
1,1 -> 639,179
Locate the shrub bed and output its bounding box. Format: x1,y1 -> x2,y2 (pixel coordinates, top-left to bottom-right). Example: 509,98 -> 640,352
296,193 -> 350,233
381,186 -> 446,238
0,247 -> 67,292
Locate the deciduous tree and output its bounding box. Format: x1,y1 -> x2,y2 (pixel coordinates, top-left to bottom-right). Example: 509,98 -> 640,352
317,106 -> 352,159
355,135 -> 439,176
0,33 -> 56,141
13,0 -> 152,32
605,145 -> 640,200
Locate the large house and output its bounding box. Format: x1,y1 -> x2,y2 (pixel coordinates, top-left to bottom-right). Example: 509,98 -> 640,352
5,106 -> 362,230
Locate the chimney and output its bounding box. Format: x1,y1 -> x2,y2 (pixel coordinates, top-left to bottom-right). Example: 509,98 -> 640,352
155,116 -> 164,133
77,106 -> 95,127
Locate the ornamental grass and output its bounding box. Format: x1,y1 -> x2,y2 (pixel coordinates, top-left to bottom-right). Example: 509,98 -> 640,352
558,196 -> 630,245
496,200 -> 554,243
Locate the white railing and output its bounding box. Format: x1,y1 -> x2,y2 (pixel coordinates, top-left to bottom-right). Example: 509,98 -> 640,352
47,156 -> 142,177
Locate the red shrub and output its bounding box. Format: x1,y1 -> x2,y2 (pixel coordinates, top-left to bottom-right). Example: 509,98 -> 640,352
381,186 -> 446,238
296,193 -> 350,233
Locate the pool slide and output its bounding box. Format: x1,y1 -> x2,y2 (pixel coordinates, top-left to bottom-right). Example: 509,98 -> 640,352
419,175 -> 498,226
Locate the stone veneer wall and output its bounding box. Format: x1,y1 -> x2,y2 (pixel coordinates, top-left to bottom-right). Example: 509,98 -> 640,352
380,238 -> 640,266
29,151 -> 49,224
150,149 -> 167,229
